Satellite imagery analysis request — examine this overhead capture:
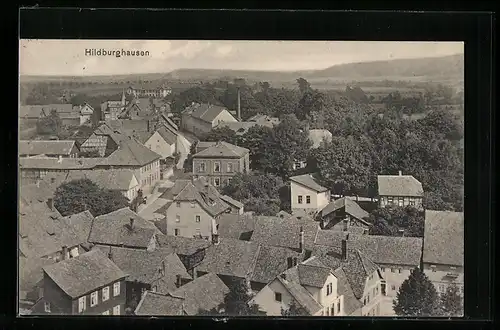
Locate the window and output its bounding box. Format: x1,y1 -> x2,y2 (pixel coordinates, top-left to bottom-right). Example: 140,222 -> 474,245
176,202 -> 181,208
337,301 -> 341,313
376,286 -> 379,295
199,162 -> 206,172
391,285 -> 396,291
387,197 -> 394,204
306,196 -> 311,204
331,306 -> 335,316
363,298 -> 367,306
390,268 -> 395,273
102,287 -> 109,301
113,305 -> 120,315
326,283 -> 333,296
195,215 -> 201,222
102,310 -> 110,315
381,267 -> 385,272
190,201 -> 196,208
431,265 -> 437,272
174,229 -> 180,236
78,296 -> 86,313
214,162 -> 221,172
398,197 -> 404,207
298,196 -> 303,204
90,291 -> 98,307
214,177 -> 221,187
227,163 -> 233,172
398,268 -> 402,274
44,302 -> 51,313
113,282 -> 120,296
176,215 -> 180,222
274,292 -> 282,302
409,199 -> 415,206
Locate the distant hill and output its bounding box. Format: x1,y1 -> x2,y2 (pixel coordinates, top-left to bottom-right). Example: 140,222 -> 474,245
20,53 -> 463,85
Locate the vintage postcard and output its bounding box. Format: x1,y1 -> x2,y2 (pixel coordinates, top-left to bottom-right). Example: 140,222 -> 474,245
18,40 -> 464,317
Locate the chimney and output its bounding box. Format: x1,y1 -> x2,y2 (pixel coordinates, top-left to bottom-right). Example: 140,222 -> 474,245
129,217 -> 134,230
47,198 -> 54,211
147,120 -> 150,132
299,226 -> 305,253
237,88 -> 241,121
108,246 -> 113,261
176,274 -> 182,288
398,170 -> 402,176
398,229 -> 405,237
280,273 -> 287,281
61,246 -> 68,261
341,232 -> 349,261
58,155 -> 63,163
343,218 -> 349,231
36,180 -> 40,188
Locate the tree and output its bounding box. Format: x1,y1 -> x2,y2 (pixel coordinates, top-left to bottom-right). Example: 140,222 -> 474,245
238,125 -> 272,170
183,143 -> 198,172
281,300 -> 308,316
296,77 -> 311,94
259,114 -> 312,178
203,126 -> 238,145
393,267 -> 438,316
368,206 -> 425,237
221,278 -> 261,316
54,179 -> 130,217
437,283 -> 463,317
222,173 -> 287,215
36,109 -> 62,136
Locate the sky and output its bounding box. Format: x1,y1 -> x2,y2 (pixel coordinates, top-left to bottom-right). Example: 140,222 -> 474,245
19,40 -> 464,76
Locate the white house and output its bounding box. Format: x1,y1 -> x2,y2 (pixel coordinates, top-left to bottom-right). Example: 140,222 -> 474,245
377,171 -> 424,209
290,173 -> 330,216
181,103 -> 238,138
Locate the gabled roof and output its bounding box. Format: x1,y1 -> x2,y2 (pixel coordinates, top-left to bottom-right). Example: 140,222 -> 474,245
173,180 -> 230,217
184,103 -> 233,123
19,180 -> 56,205
251,216 -> 320,251
308,129 -> 333,149
276,210 -> 292,219
331,267 -> 363,315
19,104 -> 75,118
88,207 -> 159,249
314,230 -> 423,266
19,140 -> 76,156
170,273 -> 230,315
65,169 -> 138,191
19,201 -> 82,258
377,174 -> 423,197
192,141 -> 249,158
220,195 -> 244,209
320,197 -> 370,223
19,256 -> 56,301
156,235 -> 211,256
423,210 -> 464,266
155,126 -> 177,145
290,173 -> 328,193
42,249 -> 128,299
62,210 -> 94,244
93,246 -> 191,292
196,238 -> 260,278
251,245 -> 302,284
216,214 -> 256,240
135,291 -> 185,316
297,261 -> 332,288
97,138 -> 161,167
19,158 -> 100,170
159,179 -> 191,200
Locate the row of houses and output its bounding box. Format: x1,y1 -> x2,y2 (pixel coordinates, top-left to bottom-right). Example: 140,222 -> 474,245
20,103 -> 95,127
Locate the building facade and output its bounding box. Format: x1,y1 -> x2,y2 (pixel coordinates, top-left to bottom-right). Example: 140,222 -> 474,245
290,174 -> 331,215
377,172 -> 424,209
181,103 -> 238,138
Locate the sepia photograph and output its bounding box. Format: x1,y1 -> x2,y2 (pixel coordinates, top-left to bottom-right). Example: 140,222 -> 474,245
18,39 -> 464,317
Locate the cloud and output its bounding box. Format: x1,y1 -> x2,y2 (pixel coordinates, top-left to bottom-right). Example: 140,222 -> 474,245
214,45 -> 234,58
169,40 -> 212,59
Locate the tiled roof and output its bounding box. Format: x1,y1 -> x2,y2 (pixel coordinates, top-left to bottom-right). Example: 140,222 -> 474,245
159,179 -> 191,200
251,216 -> 320,251
19,104 -> 75,118
331,267 -> 362,315
277,266 -> 323,315
290,173 -> 328,193
251,245 -> 302,284
185,103 -> 232,123
65,169 -> 138,191
220,195 -> 244,209
156,126 -> 177,145
173,180 -> 230,217
88,207 -> 158,249
297,262 -> 331,288
62,210 -> 94,244
135,291 -> 185,315
19,140 -> 76,156
171,273 -> 230,315
247,114 -> 280,126
42,249 -> 127,299
195,141 -> 217,152
92,246 -> 191,292
19,157 -> 100,170
197,238 -> 260,278
156,235 -> 211,256
19,256 -> 56,301
217,214 -> 256,240
192,141 -> 249,158
308,129 -> 332,149
423,210 -> 464,266
19,201 -> 82,258
311,245 -> 378,299
377,174 -> 423,197
19,180 -> 56,205
276,210 -> 292,219
320,197 -> 370,223
97,137 -> 161,167
314,230 -> 423,266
